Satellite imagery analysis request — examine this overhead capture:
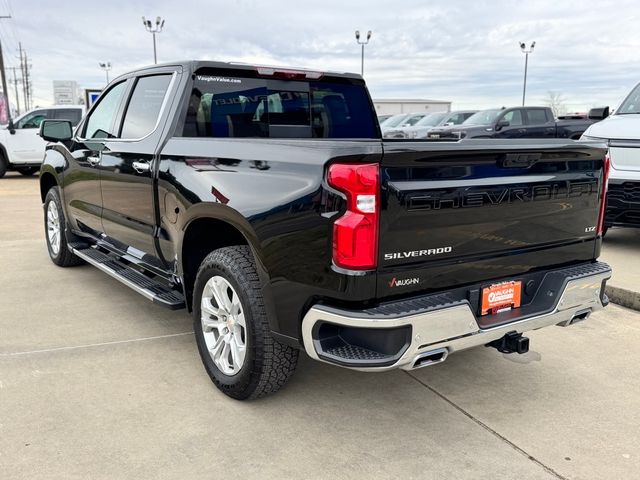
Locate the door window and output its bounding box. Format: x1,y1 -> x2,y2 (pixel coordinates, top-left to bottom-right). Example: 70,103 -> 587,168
120,75 -> 172,139
15,110 -> 53,129
55,108 -> 83,126
501,109 -> 524,126
84,81 -> 128,139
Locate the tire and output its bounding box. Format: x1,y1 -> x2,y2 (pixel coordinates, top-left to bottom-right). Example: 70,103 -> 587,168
17,167 -> 39,176
193,245 -> 298,400
43,187 -> 83,267
0,153 -> 7,178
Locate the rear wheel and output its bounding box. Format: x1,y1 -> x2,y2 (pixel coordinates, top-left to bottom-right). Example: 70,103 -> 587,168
193,246 -> 298,400
44,187 -> 83,267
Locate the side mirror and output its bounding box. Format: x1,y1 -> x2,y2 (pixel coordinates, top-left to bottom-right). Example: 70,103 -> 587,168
496,120 -> 510,130
443,122 -> 454,127
8,119 -> 15,134
39,120 -> 73,142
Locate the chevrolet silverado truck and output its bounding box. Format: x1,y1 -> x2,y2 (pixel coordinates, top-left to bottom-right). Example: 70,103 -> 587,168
0,105 -> 84,178
426,106 -> 608,140
38,61 -> 611,400
582,82 -> 640,232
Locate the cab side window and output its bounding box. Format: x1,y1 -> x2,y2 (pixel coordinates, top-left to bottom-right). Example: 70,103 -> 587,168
15,110 -> 53,129
526,108 -> 550,125
501,109 -> 524,126
84,81 -> 128,139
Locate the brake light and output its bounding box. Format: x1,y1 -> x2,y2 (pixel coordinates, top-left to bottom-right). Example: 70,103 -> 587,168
597,154 -> 611,236
327,163 -> 379,270
256,66 -> 323,80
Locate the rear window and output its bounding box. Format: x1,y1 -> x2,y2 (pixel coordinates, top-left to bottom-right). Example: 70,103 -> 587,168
182,73 -> 377,139
55,109 -> 82,126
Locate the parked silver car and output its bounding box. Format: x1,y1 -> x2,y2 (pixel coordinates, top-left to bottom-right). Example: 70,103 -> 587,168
384,110 -> 478,139
380,112 -> 427,136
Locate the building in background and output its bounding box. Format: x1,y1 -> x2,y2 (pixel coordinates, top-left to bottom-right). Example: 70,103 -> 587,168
53,81 -> 81,105
372,98 -> 451,115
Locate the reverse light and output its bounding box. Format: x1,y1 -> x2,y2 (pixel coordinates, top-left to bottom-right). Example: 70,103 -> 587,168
597,154 -> 611,236
327,163 -> 380,270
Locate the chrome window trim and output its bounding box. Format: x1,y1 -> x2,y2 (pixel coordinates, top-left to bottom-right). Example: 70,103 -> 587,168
74,71 -> 178,144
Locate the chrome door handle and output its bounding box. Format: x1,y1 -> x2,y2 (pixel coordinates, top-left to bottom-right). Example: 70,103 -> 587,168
87,155 -> 101,166
132,161 -> 151,173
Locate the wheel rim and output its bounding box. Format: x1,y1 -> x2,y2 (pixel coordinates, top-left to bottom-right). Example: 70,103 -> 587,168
200,276 -> 247,376
46,201 -> 61,255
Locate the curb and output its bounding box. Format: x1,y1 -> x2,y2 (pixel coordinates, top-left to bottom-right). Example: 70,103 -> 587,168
606,285 -> 640,312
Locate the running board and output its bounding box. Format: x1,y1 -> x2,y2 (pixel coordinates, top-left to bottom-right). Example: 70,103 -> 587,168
72,246 -> 185,310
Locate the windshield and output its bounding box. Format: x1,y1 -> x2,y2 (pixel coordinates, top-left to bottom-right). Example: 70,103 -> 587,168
463,109 -> 502,125
414,112 -> 447,127
381,114 -> 409,128
617,83 -> 640,114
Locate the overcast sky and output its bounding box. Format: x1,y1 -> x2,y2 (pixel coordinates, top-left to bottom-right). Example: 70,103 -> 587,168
1,0 -> 639,112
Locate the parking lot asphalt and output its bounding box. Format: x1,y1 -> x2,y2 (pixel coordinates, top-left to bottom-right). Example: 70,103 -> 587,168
1,172 -> 639,480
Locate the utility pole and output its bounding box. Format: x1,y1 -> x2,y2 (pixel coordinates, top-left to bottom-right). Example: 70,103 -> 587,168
9,66 -> 20,115
0,14 -> 12,125
24,51 -> 31,110
18,42 -> 27,111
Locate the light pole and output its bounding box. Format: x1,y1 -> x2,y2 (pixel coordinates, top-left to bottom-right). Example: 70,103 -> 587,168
519,41 -> 535,106
99,62 -> 112,84
355,30 -> 372,76
142,16 -> 165,64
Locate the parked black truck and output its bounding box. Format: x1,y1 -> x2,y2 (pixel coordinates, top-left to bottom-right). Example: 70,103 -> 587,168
426,106 -> 609,140
39,61 -> 611,400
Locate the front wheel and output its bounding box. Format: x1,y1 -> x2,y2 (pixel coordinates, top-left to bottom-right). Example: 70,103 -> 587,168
193,246 -> 298,400
44,187 -> 83,267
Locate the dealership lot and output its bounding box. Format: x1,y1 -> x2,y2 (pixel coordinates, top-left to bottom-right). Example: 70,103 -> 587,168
1,173 -> 639,480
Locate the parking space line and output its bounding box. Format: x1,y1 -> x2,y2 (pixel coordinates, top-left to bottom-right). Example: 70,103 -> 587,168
0,332 -> 194,357
405,371 -> 568,480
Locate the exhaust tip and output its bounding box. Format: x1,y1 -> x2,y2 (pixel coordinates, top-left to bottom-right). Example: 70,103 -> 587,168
412,348 -> 448,369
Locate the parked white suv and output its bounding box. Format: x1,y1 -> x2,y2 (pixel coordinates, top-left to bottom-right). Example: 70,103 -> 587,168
582,83 -> 640,230
0,105 -> 84,178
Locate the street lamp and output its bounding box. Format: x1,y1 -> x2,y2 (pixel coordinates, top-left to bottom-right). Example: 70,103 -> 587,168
355,29 -> 372,77
142,16 -> 165,64
519,41 -> 535,106
98,62 -> 112,84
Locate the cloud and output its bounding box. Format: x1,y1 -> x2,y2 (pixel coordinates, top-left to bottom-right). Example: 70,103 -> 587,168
2,0 -> 639,111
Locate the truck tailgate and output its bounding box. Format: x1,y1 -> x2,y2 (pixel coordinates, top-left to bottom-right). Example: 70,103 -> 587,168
377,140 -> 607,298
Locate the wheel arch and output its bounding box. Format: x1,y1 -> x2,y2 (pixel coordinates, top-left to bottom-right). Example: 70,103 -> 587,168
40,170 -> 58,202
179,212 -> 279,332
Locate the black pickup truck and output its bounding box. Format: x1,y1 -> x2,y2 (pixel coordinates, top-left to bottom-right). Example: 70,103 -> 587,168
427,106 -> 609,140
39,61 -> 611,400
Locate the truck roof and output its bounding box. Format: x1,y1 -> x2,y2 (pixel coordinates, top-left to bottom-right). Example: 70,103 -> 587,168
117,60 -> 364,82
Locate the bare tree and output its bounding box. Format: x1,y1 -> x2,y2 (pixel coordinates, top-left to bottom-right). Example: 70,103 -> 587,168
545,91 -> 567,117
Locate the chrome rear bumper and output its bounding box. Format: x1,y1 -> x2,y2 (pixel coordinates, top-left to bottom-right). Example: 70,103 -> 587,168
302,262 -> 611,371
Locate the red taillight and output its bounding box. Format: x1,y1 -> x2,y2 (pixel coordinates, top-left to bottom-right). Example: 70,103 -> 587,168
597,154 -> 611,236
327,163 -> 379,270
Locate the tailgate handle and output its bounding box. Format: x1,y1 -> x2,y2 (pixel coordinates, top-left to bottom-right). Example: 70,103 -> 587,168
500,153 -> 541,168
